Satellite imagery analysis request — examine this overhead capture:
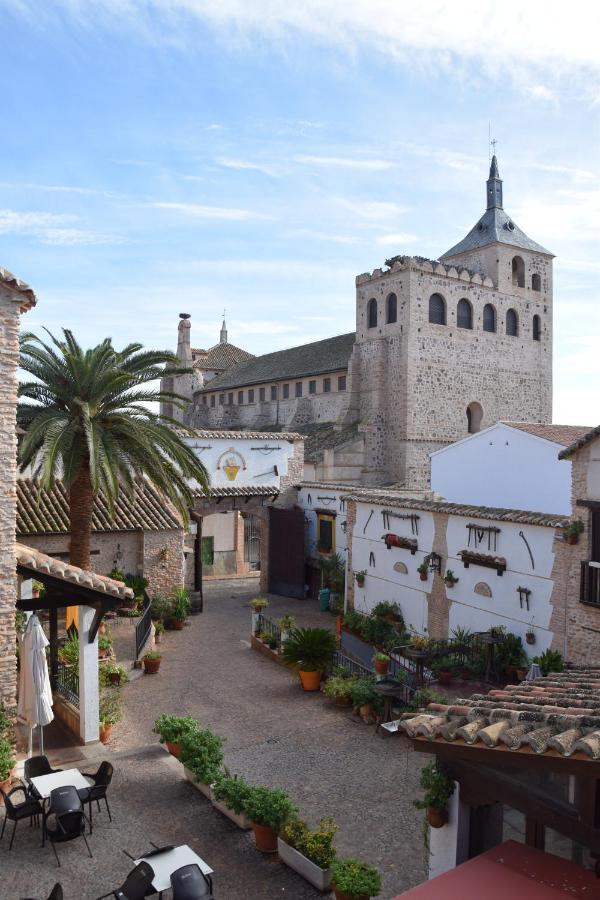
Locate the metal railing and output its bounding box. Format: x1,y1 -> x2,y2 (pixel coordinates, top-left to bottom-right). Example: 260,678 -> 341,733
332,650 -> 373,678
256,613 -> 282,642
56,662 -> 79,708
135,592 -> 152,659
580,561 -> 600,606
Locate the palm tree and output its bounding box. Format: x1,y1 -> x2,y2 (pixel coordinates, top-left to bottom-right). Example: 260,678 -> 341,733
17,328 -> 209,570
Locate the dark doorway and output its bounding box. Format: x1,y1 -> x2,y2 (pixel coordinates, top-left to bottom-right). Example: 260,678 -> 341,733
268,506 -> 305,598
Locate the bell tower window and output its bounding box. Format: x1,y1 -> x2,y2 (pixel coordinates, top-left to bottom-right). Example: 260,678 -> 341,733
532,273 -> 541,291
429,293 -> 446,325
367,298 -> 378,329
512,255 -> 525,288
483,304 -> 496,333
386,292 -> 397,324
457,298 -> 473,329
532,315 -> 541,341
467,402 -> 483,434
506,308 -> 518,337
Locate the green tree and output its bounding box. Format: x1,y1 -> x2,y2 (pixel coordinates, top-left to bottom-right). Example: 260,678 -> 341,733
18,328 -> 209,569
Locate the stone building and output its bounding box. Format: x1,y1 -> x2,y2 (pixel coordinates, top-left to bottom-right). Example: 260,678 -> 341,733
167,155 -> 553,490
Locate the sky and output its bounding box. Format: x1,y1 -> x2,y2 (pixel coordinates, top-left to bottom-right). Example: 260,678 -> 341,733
1,0 -> 599,424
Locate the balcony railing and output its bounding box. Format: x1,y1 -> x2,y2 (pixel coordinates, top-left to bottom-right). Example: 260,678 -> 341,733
56,662 -> 79,708
580,561 -> 600,606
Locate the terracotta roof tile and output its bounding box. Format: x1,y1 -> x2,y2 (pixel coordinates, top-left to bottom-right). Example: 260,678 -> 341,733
182,428 -> 303,441
193,484 -> 279,498
0,266 -> 37,311
503,422 -> 593,446
16,543 -> 134,601
194,341 -> 254,372
558,425 -> 600,460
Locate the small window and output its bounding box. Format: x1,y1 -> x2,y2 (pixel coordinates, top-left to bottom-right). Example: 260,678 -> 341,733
283,384 -> 290,399
248,389 -> 254,403
457,298 -> 473,329
309,380 -> 316,395
202,396 -> 207,405
227,392 -> 233,405
506,308 -> 518,336
386,292 -> 397,324
467,401 -> 483,434
210,395 -> 215,408
532,315 -> 541,341
367,298 -> 378,329
259,387 -> 265,402
295,382 -> 303,398
532,273 -> 541,291
238,391 -> 244,405
323,377 -> 331,393
219,394 -> 224,406
512,255 -> 525,288
317,513 -> 335,554
270,385 -> 277,401
429,293 -> 446,325
338,375 -> 346,391
483,303 -> 496,333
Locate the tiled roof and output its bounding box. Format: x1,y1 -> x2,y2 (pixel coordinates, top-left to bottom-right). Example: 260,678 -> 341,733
301,423 -> 362,463
16,543 -> 134,601
193,485 -> 279,498
503,422 -> 593,446
182,428 -> 303,441
17,478 -> 181,535
441,206 -> 552,259
341,490 -> 569,528
199,332 -> 355,392
400,669 -> 600,760
0,266 -> 37,311
558,425 -> 600,460
193,341 -> 254,372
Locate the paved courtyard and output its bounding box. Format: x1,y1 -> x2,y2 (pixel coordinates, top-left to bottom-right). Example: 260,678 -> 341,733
4,578 -> 427,899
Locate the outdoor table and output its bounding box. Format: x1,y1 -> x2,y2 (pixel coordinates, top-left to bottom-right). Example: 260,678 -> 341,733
28,767 -> 91,800
135,844 -> 213,893
374,681 -> 405,735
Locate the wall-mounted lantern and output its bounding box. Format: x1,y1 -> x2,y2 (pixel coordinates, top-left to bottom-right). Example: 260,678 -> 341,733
429,552 -> 442,575
340,520 -> 348,535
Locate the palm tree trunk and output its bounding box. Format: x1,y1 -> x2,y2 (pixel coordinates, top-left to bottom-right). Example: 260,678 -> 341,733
69,461 -> 93,570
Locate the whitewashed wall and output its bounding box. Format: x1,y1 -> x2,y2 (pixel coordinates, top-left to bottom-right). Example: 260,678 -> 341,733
297,486 -> 348,559
430,423 -> 572,515
203,512 -> 235,551
184,435 -> 296,491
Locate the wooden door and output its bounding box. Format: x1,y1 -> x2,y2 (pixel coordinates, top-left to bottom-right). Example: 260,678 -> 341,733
268,506 -> 305,599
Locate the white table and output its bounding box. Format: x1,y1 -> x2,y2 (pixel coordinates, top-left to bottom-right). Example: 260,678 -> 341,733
136,844 -> 213,893
29,767 -> 91,800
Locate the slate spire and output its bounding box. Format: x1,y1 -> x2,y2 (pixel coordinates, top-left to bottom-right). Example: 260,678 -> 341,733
487,154 -> 503,209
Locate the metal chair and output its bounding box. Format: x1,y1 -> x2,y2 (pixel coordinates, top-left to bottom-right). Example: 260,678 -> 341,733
95,860 -> 155,900
0,784 -> 42,850
44,785 -> 92,867
24,755 -> 63,780
78,760 -> 113,833
171,864 -> 214,899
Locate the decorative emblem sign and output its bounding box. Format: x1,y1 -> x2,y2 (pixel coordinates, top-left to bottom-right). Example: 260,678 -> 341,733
216,448 -> 247,481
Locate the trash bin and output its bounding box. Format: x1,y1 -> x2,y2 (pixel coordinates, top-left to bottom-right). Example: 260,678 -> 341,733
318,588 -> 331,612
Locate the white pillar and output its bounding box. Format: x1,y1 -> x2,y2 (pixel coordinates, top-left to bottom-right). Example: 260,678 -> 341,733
428,782 -> 470,879
78,606 -> 99,743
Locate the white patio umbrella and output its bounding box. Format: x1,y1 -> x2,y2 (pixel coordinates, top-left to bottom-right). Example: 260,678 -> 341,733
17,613 -> 54,756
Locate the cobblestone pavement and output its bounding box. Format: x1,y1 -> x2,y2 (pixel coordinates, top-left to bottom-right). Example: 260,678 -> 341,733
4,580 -> 427,900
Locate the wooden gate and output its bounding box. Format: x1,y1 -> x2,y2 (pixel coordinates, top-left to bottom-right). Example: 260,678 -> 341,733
268,506 -> 305,598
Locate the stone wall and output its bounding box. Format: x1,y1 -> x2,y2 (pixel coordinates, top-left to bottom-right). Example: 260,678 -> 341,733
0,287 -> 24,711
140,528 -> 186,597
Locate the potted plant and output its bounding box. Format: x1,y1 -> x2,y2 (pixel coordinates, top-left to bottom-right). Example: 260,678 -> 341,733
180,727 -> 225,798
98,634 -> 112,659
31,579 -> 44,600
153,620 -> 165,644
103,662 -> 128,687
279,817 -> 338,891
250,597 -> 269,634
99,689 -> 121,744
281,627 -> 337,691
417,555 -> 431,582
171,588 -> 191,630
279,614 -> 296,644
405,635 -> 430,658
243,785 -> 297,853
154,714 -> 199,759
0,736 -> 15,791
354,570 -> 367,588
431,656 -> 454,686
526,627 -> 536,646
371,601 -> 401,624
565,518 -> 584,545
143,650 -> 162,674
349,678 -> 377,722
414,761 -> 455,828
330,858 -> 381,900
533,648 -> 565,676
460,661 -> 475,681
443,569 -> 459,587
211,773 -> 253,829
372,652 -> 390,676
324,674 -> 356,707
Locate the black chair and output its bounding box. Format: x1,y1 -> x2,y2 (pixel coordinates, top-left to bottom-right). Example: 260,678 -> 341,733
0,784 -> 42,850
78,760 -> 113,833
44,785 -> 91,867
95,860 -> 155,900
24,755 -> 63,780
171,864 -> 214,899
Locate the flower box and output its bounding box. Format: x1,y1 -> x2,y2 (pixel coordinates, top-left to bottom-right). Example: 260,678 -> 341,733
458,550 -> 506,576
210,787 -> 252,829
277,838 -> 331,891
183,767 -> 213,799
383,533 -> 418,554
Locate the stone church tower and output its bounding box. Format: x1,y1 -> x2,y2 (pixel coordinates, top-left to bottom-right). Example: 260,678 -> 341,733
349,156 -> 553,488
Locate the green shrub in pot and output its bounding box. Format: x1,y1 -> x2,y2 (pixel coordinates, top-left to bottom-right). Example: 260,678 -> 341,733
154,714 -> 199,746
281,817 -> 338,869
243,785 -> 297,832
180,727 -> 225,785
331,858 -> 381,899
212,773 -> 253,815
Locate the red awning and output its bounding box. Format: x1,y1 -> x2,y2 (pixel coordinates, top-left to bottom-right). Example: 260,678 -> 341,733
396,840 -> 599,899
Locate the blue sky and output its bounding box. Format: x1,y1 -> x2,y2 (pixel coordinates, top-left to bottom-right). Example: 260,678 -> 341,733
1,1 -> 599,423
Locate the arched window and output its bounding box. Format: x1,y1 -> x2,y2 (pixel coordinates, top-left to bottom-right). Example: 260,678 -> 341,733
506,308 -> 518,336
428,293 -> 446,325
367,298 -> 378,329
386,292 -> 397,324
466,401 -> 483,434
483,303 -> 496,333
532,273 -> 541,292
457,298 -> 473,329
532,314 -> 541,341
512,255 -> 525,288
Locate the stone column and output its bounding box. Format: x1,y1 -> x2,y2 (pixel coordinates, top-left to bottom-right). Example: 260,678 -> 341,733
78,606 -> 99,744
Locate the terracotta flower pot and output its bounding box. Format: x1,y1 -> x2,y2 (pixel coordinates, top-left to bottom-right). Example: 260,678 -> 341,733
526,633 -> 536,645
143,657 -> 161,674
359,702 -> 374,722
419,572 -> 428,581
566,533 -> 578,545
99,724 -> 112,744
172,619 -> 185,631
166,741 -> 181,758
0,772 -> 14,796
335,695 -> 352,707
374,659 -> 389,676
299,670 -> 321,691
108,672 -> 122,686
426,806 -> 447,828
252,822 -> 278,852
355,577 -> 365,588
437,670 -> 452,686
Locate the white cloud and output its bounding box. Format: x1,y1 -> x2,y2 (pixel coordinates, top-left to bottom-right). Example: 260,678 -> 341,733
146,201 -> 273,221
339,199 -> 407,221
376,232 -> 418,245
284,227 -> 360,245
216,157 -> 280,177
0,208 -> 121,245
294,154 -> 393,170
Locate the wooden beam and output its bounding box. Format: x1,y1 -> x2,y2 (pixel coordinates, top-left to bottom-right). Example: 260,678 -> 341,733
88,608 -> 105,644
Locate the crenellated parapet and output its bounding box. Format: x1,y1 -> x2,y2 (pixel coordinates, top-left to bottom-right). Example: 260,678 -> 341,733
356,254 -> 495,289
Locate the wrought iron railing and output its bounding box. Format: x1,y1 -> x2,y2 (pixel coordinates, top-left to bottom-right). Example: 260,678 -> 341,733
56,662 -> 79,708
256,613 -> 282,642
135,592 -> 152,659
332,649 -> 372,678
580,561 -> 600,606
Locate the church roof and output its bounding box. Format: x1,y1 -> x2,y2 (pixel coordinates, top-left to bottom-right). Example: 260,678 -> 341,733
503,422 -> 593,447
192,341 -> 254,372
199,332 -> 355,392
